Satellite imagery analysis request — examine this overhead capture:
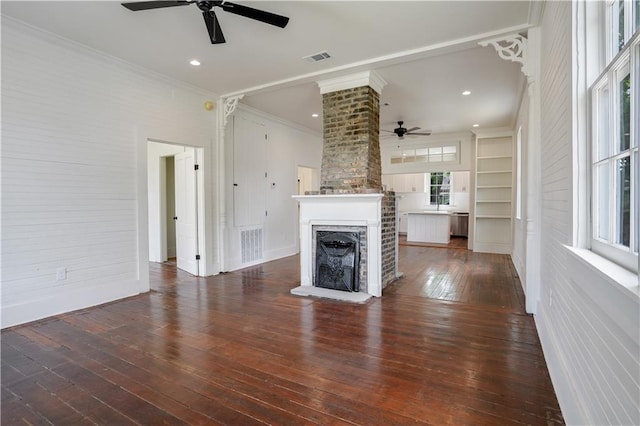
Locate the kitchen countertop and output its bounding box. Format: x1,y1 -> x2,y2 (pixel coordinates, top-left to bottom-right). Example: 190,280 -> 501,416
406,211 -> 452,215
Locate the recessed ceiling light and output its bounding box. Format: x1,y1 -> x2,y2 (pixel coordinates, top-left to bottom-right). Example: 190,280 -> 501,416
311,113 -> 319,118
472,124 -> 480,128
189,59 -> 201,66
462,90 -> 471,96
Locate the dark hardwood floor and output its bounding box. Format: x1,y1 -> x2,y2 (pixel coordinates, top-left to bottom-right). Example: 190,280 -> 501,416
2,245 -> 564,425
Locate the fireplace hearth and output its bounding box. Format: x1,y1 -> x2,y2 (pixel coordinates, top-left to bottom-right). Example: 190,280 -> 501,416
315,231 -> 360,292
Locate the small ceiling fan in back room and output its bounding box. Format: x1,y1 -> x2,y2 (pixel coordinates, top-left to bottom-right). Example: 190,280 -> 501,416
381,121 -> 432,140
121,1 -> 290,44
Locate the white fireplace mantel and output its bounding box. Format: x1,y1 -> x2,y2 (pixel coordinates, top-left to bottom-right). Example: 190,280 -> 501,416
292,193 -> 384,299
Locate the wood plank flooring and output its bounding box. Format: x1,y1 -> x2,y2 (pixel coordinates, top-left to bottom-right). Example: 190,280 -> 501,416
2,245 -> 564,425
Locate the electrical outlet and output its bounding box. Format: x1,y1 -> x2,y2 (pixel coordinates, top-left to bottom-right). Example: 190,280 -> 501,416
56,267 -> 67,281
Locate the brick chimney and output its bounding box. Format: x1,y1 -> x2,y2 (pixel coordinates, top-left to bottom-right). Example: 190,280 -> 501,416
317,72 -> 386,193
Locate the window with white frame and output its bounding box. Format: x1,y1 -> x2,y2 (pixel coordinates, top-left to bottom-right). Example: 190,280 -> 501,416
590,0 -> 639,272
427,172 -> 451,206
389,143 -> 459,165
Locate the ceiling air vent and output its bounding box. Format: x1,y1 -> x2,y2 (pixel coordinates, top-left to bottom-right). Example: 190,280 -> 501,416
303,51 -> 331,63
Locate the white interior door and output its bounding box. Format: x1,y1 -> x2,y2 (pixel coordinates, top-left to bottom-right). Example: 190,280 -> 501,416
174,150 -> 198,275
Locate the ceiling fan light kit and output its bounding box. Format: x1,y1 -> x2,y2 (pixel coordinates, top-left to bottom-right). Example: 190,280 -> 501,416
121,0 -> 289,44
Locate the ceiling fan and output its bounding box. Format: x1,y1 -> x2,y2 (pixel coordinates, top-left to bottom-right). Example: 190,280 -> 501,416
121,1 -> 290,44
381,121 -> 432,139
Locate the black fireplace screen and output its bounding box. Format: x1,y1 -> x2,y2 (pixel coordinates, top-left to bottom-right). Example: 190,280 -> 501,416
315,231 -> 360,292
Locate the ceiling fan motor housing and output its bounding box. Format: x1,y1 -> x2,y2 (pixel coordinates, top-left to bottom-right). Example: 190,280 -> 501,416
394,127 -> 407,137
197,1 -> 214,12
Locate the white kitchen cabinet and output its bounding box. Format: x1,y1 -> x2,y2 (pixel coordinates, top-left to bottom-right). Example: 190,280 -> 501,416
382,173 -> 425,193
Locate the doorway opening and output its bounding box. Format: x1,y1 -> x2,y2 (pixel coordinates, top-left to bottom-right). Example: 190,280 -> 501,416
297,166 -> 318,195
147,141 -> 203,276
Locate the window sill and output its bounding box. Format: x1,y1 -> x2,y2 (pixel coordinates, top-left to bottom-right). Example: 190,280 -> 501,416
564,246 -> 639,299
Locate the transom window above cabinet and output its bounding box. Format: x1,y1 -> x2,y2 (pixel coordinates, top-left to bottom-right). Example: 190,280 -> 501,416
390,144 -> 458,164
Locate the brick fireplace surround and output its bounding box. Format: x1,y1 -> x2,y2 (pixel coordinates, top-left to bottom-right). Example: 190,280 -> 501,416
292,71 -> 398,302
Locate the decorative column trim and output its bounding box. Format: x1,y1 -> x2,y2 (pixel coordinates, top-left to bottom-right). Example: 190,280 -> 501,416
479,33 -> 531,78
222,94 -> 244,127
317,70 -> 387,95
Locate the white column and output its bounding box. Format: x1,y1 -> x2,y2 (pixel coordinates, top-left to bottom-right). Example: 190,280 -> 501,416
215,94 -> 243,272
524,28 -> 542,314
480,30 -> 542,314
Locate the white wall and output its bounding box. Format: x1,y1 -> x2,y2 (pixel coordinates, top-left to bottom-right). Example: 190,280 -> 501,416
533,2 -> 640,425
1,17 -> 218,328
224,105 -> 322,271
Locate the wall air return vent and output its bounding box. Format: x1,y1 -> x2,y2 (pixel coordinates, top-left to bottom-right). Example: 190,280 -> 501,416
303,51 -> 331,63
241,228 -> 263,264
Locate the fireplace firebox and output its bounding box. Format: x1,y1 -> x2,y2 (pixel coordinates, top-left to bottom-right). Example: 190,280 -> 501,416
315,231 -> 360,292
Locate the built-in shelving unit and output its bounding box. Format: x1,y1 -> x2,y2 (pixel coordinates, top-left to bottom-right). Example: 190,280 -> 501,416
473,135 -> 513,253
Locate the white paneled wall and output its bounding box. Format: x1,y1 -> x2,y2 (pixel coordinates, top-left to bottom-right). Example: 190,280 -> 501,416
224,105 -> 322,271
534,2 -> 640,425
1,17 -> 217,328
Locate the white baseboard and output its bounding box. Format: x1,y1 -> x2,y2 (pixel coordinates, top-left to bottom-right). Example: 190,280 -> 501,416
1,280 -> 143,329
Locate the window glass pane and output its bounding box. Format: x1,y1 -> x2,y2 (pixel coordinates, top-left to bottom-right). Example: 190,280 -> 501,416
617,156 -> 631,247
597,163 -> 611,240
429,172 -> 450,205
619,72 -> 631,151
618,0 -> 625,51
442,145 -> 456,162
597,85 -> 610,160
415,148 -> 428,163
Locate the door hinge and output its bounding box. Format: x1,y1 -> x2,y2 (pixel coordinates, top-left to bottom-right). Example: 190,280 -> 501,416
265,134 -> 267,140
194,164 -> 199,171
265,210 -> 268,217
195,254 -> 201,260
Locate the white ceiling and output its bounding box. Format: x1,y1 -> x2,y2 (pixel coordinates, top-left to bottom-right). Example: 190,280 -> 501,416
1,1 -> 533,135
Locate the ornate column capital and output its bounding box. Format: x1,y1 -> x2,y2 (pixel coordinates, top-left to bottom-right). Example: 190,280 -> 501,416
479,33 -> 531,79
221,94 -> 244,127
